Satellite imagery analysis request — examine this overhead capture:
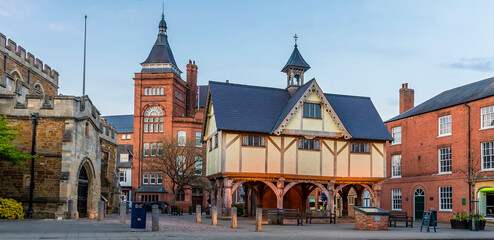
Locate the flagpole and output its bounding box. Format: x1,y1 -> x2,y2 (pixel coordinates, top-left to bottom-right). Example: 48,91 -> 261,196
83,15 -> 87,96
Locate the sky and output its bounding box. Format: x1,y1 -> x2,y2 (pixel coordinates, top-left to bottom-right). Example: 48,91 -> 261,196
2,0 -> 494,121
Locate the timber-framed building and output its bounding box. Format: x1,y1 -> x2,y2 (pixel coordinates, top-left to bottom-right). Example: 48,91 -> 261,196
203,41 -> 392,217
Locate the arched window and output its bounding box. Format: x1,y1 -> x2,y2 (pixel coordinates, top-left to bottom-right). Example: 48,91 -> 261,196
144,106 -> 163,133
414,188 -> 425,196
33,82 -> 44,95
363,190 -> 371,207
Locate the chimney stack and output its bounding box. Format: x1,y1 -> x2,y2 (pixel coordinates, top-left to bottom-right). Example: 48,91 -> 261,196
399,83 -> 414,114
186,60 -> 198,117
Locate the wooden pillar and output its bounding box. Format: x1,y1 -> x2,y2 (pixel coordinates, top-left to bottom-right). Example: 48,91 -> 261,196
246,188 -> 252,217
276,178 -> 285,209
372,183 -> 382,208
224,178 -> 233,216
328,181 -> 335,211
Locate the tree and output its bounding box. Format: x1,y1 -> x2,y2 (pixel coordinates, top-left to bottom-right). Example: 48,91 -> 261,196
149,136 -> 207,206
458,149 -> 484,216
0,116 -> 31,167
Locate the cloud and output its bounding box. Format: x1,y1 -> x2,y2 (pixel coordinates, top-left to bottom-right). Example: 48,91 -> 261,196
0,0 -> 33,18
447,58 -> 494,72
49,22 -> 77,34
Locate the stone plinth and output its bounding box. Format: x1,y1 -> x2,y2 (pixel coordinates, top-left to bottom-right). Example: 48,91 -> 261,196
354,206 -> 389,231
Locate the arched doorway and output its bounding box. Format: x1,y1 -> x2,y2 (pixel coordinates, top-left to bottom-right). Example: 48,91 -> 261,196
78,166 -> 89,218
414,188 -> 425,221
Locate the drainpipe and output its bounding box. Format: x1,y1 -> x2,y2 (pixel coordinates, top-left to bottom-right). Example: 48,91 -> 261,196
27,112 -> 39,218
465,103 -> 471,216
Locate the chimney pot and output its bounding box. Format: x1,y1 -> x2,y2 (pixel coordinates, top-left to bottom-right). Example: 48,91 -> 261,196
226,80 -> 229,83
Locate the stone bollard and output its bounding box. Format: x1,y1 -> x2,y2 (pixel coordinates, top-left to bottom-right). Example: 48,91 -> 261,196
255,208 -> 262,232
98,201 -> 105,222
152,205 -> 159,231
120,201 -> 126,224
212,206 -> 217,226
196,205 -> 201,223
231,207 -> 237,229
68,199 -> 76,219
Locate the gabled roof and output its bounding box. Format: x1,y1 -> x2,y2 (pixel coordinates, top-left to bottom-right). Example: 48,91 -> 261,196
386,76 -> 494,122
282,46 -> 311,72
325,93 -> 392,141
102,114 -> 134,133
207,81 -> 392,141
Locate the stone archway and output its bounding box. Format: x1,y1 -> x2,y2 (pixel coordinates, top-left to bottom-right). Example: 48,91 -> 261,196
77,158 -> 95,218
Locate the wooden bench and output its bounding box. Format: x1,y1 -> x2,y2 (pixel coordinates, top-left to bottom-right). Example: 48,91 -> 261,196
170,206 -> 183,216
388,211 -> 413,227
306,210 -> 336,224
261,208 -> 303,225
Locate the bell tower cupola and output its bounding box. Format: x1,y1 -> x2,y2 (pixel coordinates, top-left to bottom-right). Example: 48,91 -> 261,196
282,34 -> 310,89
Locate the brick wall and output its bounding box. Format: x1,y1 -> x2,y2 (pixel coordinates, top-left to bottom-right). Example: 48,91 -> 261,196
354,211 -> 389,230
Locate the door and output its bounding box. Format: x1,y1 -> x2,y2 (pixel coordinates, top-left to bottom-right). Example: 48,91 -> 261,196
414,188 -> 425,221
77,166 -> 89,218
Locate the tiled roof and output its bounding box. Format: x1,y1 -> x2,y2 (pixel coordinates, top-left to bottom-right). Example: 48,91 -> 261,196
282,46 -> 311,71
386,77 -> 494,122
116,145 -> 133,168
142,33 -> 178,67
208,81 -> 392,141
102,114 -> 133,133
136,185 -> 168,193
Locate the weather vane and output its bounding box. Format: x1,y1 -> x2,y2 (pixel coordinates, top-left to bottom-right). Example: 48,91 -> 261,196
294,34 -> 298,47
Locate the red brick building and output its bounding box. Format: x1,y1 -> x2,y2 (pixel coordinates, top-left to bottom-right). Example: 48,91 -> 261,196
105,12 -> 208,210
382,80 -> 494,222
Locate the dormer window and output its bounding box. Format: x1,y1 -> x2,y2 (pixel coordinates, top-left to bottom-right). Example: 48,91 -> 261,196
303,102 -> 321,118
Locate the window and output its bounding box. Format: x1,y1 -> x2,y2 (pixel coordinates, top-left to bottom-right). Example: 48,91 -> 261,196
481,105 -> 494,128
119,171 -> 126,182
151,143 -> 157,156
120,153 -> 129,162
391,126 -> 401,145
298,138 -> 320,150
481,141 -> 494,170
157,174 -> 162,184
121,135 -> 126,140
176,190 -> 185,201
363,190 -> 371,207
214,133 -> 219,148
438,115 -> 452,136
438,147 -> 452,173
150,174 -> 156,184
157,143 -> 163,157
209,138 -> 213,151
392,189 -> 402,210
143,143 -> 150,157
143,107 -> 163,133
127,134 -> 131,140
242,135 -> 266,147
195,156 -> 202,175
391,155 -> 401,178
350,142 -> 370,153
143,174 -> 149,184
178,131 -> 186,146
303,102 -> 322,118
177,155 -> 186,174
195,132 -> 202,147
439,186 -> 452,211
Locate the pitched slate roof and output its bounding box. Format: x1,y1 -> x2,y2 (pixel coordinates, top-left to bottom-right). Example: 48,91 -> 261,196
386,76 -> 494,122
195,85 -> 208,108
208,81 -> 392,141
282,46 -> 311,72
325,93 -> 392,141
136,185 -> 168,193
102,114 -> 134,133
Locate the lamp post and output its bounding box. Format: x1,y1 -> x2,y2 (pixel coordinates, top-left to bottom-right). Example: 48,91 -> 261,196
27,112 -> 38,218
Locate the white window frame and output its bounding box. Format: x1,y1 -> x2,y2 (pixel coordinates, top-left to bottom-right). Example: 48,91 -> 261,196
177,155 -> 186,174
439,186 -> 452,211
143,143 -> 150,157
481,105 -> 494,129
392,189 -> 402,210
391,126 -> 401,145
126,134 -> 131,140
119,171 -> 126,182
120,153 -> 129,162
195,132 -> 202,147
481,141 -> 494,170
438,115 -> 452,137
150,174 -> 156,184
157,174 -> 162,184
121,134 -> 126,140
143,174 -> 149,184
438,147 -> 452,174
391,155 -> 401,178
178,131 -> 186,146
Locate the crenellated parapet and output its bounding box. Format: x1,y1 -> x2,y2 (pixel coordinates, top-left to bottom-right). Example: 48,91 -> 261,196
0,32 -> 59,87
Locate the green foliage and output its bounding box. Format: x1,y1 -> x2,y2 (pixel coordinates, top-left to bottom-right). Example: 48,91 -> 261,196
232,203 -> 245,212
451,211 -> 469,221
0,198 -> 24,219
0,116 -> 32,167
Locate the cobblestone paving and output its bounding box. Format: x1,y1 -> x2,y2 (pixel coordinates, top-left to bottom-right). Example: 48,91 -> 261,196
0,213 -> 493,239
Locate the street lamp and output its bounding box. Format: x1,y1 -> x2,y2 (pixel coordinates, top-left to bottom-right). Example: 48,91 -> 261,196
27,112 -> 38,218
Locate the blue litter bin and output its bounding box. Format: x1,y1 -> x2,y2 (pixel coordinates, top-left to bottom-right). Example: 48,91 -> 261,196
131,202 -> 147,229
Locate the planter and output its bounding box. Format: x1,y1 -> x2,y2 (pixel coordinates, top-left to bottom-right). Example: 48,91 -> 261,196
479,220 -> 486,230
450,219 -> 469,229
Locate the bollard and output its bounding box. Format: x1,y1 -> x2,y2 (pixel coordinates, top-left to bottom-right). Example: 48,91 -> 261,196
212,206 -> 217,226
231,207 -> 237,229
255,208 -> 262,232
68,199 -> 76,219
152,205 -> 159,231
196,205 -> 201,223
120,201 -> 126,224
98,201 -> 105,221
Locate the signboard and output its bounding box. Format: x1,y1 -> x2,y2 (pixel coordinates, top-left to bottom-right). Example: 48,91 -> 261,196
420,210 -> 437,232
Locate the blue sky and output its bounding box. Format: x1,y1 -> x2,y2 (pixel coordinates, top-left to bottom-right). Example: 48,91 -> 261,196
2,0 -> 494,120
